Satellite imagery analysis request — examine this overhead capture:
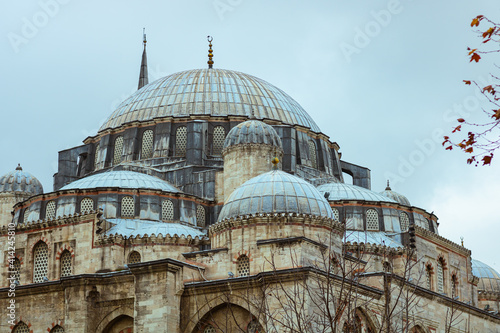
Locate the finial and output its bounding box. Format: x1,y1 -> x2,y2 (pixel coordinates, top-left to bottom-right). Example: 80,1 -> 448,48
143,28 -> 147,47
207,36 -> 214,69
16,163 -> 22,171
272,157 -> 279,170
385,179 -> 391,191
461,236 -> 464,247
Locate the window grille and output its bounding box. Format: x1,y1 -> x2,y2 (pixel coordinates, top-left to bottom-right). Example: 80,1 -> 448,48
196,205 -> 206,227
141,129 -> 154,159
94,143 -> 100,170
113,136 -> 124,165
128,251 -> 141,264
366,209 -> 379,231
451,275 -> 458,298
23,210 -> 29,224
121,196 -> 135,217
437,260 -> 444,293
332,208 -> 340,222
162,200 -> 174,221
308,140 -> 317,169
204,325 -> 216,333
237,255 -> 250,277
13,322 -> 29,333
399,212 -> 410,232
33,242 -> 49,283
80,197 -> 94,214
60,250 -> 72,277
175,126 -> 187,157
45,200 -> 56,220
50,326 -> 65,333
213,126 -> 226,155
12,258 -> 21,283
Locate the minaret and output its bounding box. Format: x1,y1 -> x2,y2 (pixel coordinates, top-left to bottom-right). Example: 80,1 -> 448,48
138,29 -> 149,90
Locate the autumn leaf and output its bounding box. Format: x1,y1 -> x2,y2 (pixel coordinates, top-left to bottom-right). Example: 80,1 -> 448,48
470,53 -> 481,62
463,80 -> 471,85
446,146 -> 453,151
482,27 -> 495,39
468,48 -> 478,55
465,147 -> 473,153
483,85 -> 495,94
457,118 -> 465,123
482,154 -> 493,165
471,18 -> 480,27
452,125 -> 461,133
493,109 -> 500,120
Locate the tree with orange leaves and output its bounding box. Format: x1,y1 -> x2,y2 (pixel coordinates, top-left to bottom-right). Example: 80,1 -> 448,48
443,16 -> 500,166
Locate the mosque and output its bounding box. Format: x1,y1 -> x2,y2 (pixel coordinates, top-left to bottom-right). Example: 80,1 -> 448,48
1,35 -> 499,333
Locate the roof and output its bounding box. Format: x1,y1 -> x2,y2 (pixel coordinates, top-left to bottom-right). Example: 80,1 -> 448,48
224,119 -> 282,149
345,231 -> 403,248
218,169 -> 333,221
106,219 -> 205,238
379,182 -> 411,206
60,171 -> 180,193
471,259 -> 500,293
99,68 -> 321,132
0,164 -> 43,196
317,182 -> 397,203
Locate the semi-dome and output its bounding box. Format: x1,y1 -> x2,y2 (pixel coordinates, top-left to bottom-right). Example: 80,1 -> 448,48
0,164 -> 43,196
106,219 -> 205,239
317,182 -> 397,203
223,119 -> 282,150
218,169 -> 333,221
380,181 -> 411,206
60,171 -> 180,192
471,259 -> 500,293
99,68 -> 321,133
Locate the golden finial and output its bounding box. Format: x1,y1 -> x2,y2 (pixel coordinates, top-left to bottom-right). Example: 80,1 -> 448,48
207,36 -> 214,69
461,236 -> 464,247
272,157 -> 279,170
143,28 -> 147,45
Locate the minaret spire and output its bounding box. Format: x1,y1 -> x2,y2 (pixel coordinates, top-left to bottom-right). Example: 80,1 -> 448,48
138,28 -> 149,90
207,36 -> 214,69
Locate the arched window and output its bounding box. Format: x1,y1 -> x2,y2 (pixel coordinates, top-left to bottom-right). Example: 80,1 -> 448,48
332,208 -> 340,222
308,140 -> 317,169
128,251 -> 141,264
94,143 -> 100,170
11,258 -> 21,284
237,254 -> 250,277
162,200 -> 174,221
437,259 -> 445,293
175,126 -> 187,157
113,136 -> 124,165
80,197 -> 94,214
451,274 -> 458,298
60,250 -> 72,277
212,126 -> 226,155
141,129 -> 154,159
50,326 -> 64,333
366,209 -> 379,231
12,322 -> 29,333
383,261 -> 392,273
121,196 -> 135,217
196,205 -> 206,227
399,212 -> 410,232
23,210 -> 29,224
426,265 -> 432,290
203,325 -> 216,333
45,200 -> 56,220
33,241 -> 49,283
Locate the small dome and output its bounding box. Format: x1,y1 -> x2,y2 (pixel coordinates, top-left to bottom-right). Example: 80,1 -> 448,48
0,164 -> 43,196
472,259 -> 500,293
60,171 -> 180,193
379,181 -> 411,206
317,182 -> 397,203
218,170 -> 333,221
106,219 -> 205,239
223,119 -> 282,150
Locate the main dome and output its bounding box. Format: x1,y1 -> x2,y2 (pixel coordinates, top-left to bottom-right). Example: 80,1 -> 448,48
99,69 -> 321,132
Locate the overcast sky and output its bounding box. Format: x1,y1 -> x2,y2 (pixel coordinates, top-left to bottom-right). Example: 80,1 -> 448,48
1,0 -> 499,271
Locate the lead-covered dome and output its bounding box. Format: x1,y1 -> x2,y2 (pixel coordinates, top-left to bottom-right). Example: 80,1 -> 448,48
472,259 -> 500,293
100,69 -> 321,132
223,119 -> 282,150
60,170 -> 180,192
218,170 -> 333,221
317,182 -> 397,203
380,181 -> 411,206
0,164 -> 43,196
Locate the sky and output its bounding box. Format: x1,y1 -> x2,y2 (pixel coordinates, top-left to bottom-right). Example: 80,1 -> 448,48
1,0 -> 499,271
